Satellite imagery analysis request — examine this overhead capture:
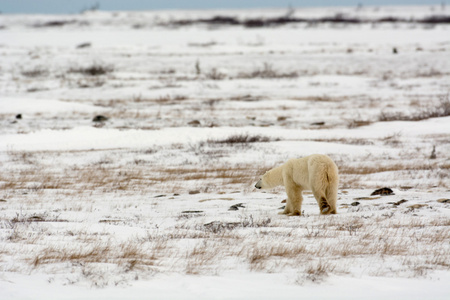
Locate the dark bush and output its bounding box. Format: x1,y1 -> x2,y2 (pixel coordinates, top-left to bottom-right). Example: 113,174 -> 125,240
164,13 -> 450,28
208,134 -> 273,145
68,62 -> 114,76
34,20 -> 76,27
21,67 -> 48,78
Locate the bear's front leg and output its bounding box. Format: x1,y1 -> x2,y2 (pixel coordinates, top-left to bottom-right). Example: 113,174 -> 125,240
279,203 -> 291,215
283,182 -> 303,216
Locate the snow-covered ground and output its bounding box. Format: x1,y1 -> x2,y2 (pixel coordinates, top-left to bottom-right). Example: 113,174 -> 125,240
0,5 -> 449,299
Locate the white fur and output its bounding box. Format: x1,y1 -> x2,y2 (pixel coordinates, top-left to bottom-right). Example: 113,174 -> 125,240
255,154 -> 339,216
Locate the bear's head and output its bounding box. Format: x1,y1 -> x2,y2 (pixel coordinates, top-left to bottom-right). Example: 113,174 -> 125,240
254,178 -> 263,189
255,167 -> 283,190
255,174 -> 269,189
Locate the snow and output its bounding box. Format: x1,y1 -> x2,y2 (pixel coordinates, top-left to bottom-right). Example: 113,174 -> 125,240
2,271 -> 450,300
0,97 -> 103,115
1,5 -> 450,300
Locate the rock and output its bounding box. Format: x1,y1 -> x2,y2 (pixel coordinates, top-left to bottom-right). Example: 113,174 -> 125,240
154,194 -> 166,198
27,216 -> 44,222
408,204 -> 428,209
189,190 -> 200,195
371,187 -> 394,196
351,201 -> 360,206
92,115 -> 108,122
348,120 -> 371,128
188,120 -> 201,127
437,199 -> 450,203
204,221 -> 240,232
281,199 -> 287,203
310,121 -> 325,126
173,193 -> 180,196
393,199 -> 408,206
229,203 -> 245,211
99,219 -> 124,223
393,47 -> 398,54
76,42 -> 91,49
354,196 -> 381,200
0,199 -> 6,202
277,116 -> 288,121
181,210 -> 203,214
15,114 -> 22,119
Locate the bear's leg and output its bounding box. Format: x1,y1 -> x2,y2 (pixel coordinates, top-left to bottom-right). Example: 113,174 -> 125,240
279,205 -> 290,215
312,189 -> 330,215
283,181 -> 303,216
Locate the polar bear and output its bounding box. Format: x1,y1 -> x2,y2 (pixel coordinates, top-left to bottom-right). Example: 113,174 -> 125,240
255,154 -> 338,216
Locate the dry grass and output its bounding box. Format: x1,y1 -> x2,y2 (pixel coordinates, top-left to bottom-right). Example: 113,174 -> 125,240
307,137 -> 374,146
289,95 -> 350,102
338,161 -> 437,175
2,146 -> 448,195
21,67 -> 49,78
31,240 -> 163,270
1,197 -> 448,286
185,241 -> 220,275
303,260 -> 337,283
246,243 -> 307,271
237,62 -> 298,79
379,94 -> 450,122
0,149 -> 267,193
92,94 -> 189,108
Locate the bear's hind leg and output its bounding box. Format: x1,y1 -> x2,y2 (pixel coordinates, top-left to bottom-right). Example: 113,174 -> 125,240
312,190 -> 330,215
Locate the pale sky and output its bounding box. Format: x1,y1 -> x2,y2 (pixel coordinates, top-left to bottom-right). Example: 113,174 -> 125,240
0,0 -> 443,14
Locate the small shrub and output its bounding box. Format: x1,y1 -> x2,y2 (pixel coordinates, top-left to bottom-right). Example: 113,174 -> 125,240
208,134 -> 273,145
21,67 -> 48,78
205,68 -> 226,80
68,62 -> 114,76
238,63 -> 298,79
34,20 -> 76,28
304,260 -> 336,283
